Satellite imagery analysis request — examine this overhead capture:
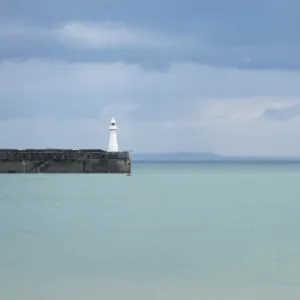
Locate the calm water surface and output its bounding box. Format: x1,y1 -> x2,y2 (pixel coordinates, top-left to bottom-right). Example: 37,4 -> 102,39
1,162 -> 300,300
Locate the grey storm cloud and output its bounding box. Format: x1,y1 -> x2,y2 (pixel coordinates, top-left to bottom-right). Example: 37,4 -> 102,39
1,0 -> 300,69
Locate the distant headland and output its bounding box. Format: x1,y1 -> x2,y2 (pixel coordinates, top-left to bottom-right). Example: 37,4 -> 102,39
131,152 -> 300,162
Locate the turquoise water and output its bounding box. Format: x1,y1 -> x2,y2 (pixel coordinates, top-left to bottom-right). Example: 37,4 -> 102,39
1,162 -> 300,299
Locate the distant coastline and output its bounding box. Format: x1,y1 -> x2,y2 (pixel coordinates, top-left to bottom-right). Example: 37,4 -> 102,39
131,152 -> 300,162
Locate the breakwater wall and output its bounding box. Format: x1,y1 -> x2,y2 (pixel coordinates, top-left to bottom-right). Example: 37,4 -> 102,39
0,149 -> 131,173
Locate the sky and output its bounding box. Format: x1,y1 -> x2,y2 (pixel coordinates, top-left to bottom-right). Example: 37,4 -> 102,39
1,0 -> 300,156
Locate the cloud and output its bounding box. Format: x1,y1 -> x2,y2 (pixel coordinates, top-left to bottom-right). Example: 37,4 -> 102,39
2,59 -> 300,120
261,101 -> 300,121
1,59 -> 300,156
1,16 -> 300,70
0,22 -> 48,38
0,21 -> 187,51
56,22 -> 184,50
2,0 -> 300,70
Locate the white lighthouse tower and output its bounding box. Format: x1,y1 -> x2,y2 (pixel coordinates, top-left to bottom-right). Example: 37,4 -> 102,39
107,117 -> 119,152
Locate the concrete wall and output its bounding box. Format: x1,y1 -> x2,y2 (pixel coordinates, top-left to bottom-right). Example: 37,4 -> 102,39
0,161 -> 35,173
84,159 -> 130,173
106,159 -> 131,173
0,151 -> 131,173
41,159 -> 130,173
43,161 -> 83,173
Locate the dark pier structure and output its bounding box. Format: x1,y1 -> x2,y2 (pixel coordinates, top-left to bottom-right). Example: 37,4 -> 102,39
0,149 -> 131,173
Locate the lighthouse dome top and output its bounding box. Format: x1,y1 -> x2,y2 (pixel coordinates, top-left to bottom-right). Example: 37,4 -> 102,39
110,117 -> 116,125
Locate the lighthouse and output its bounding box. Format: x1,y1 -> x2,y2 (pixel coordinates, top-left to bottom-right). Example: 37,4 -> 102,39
107,117 -> 119,152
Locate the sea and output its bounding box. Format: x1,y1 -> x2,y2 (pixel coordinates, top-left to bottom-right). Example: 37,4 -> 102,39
1,161 -> 300,300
